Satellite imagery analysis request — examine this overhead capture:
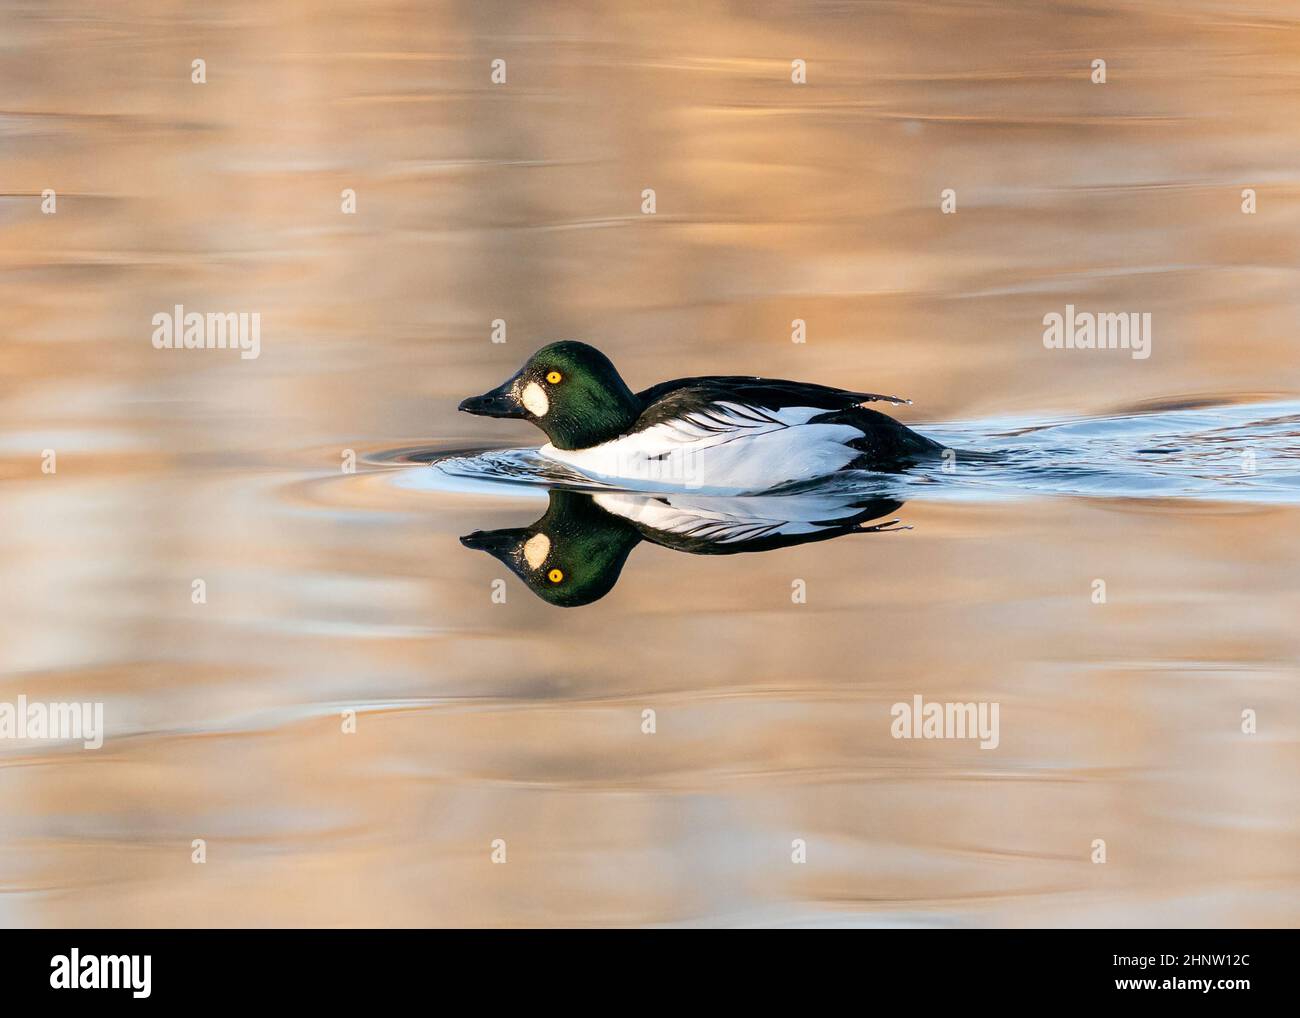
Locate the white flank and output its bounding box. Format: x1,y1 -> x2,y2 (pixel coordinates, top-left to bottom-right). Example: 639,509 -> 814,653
541,402 -> 864,494
595,491 -> 852,540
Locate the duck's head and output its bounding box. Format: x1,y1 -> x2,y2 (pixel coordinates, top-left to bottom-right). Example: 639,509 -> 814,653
459,490 -> 642,607
458,341 -> 641,450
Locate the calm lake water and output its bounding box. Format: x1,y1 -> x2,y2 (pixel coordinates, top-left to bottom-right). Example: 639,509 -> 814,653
2,1 -> 1298,926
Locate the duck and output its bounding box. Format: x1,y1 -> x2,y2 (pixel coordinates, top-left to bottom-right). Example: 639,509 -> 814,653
461,488 -> 908,607
458,341 -> 943,494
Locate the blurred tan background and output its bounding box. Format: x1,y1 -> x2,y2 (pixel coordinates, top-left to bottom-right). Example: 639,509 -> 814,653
0,0 -> 1297,926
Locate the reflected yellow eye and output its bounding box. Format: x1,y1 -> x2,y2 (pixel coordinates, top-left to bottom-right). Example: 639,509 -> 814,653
547,568 -> 564,583
546,370 -> 563,384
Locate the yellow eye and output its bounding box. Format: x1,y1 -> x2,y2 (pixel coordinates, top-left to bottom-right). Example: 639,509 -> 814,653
546,370 -> 563,384
547,568 -> 564,583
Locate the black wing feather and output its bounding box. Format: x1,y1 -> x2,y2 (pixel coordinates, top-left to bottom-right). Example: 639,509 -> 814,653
632,376 -> 910,433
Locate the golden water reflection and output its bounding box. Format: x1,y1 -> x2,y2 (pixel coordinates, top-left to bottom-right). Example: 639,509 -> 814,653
1,1 -> 1298,926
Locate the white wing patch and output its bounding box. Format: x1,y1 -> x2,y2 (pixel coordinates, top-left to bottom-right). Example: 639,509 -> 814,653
652,402 -> 826,443
593,491 -> 870,544
541,402 -> 864,494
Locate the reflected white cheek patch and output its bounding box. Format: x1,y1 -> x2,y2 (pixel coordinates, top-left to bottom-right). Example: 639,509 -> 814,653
522,532 -> 551,569
521,382 -> 549,417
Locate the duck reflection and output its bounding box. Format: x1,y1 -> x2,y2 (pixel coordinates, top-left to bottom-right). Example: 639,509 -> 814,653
460,488 -> 907,607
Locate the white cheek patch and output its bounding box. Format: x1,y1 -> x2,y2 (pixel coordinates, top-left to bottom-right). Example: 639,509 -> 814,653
522,532 -> 551,569
521,382 -> 549,417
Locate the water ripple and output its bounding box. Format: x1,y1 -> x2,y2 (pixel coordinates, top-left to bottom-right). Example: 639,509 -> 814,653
395,399 -> 1300,504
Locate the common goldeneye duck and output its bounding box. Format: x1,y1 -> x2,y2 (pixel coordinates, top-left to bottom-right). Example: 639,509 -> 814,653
461,488 -> 907,607
458,341 -> 943,493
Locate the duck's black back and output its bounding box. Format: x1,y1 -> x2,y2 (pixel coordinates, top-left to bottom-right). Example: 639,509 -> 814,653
633,376 -> 908,429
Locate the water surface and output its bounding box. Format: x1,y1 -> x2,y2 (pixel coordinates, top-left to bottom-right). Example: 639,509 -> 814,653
2,0 -> 1298,927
